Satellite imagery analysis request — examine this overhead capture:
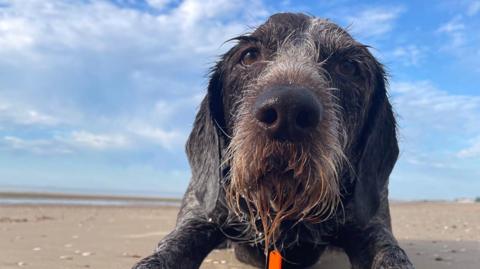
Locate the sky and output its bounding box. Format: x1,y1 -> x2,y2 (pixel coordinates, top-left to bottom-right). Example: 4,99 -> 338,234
0,0 -> 479,200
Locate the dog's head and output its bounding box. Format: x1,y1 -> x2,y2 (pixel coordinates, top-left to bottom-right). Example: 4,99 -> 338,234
186,13 -> 398,249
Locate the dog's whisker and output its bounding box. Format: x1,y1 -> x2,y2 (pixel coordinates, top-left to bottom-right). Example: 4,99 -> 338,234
213,119 -> 232,139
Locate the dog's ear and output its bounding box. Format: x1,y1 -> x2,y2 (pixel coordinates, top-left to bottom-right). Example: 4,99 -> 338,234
185,64 -> 227,217
353,68 -> 399,227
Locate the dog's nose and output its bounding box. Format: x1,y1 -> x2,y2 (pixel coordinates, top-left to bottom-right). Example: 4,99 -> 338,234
253,86 -> 322,141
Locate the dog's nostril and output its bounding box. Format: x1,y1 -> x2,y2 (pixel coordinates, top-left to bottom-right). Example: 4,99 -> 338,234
258,107 -> 278,125
296,109 -> 318,129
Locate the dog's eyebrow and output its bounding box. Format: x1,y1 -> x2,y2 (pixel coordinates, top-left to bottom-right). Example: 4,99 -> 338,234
227,35 -> 260,43
327,44 -> 372,60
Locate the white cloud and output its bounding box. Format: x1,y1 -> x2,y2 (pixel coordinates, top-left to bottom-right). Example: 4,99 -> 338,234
130,125 -> 187,150
391,45 -> 424,66
389,81 -> 480,199
0,99 -> 59,126
437,16 -> 466,49
467,1 -> 480,16
344,6 -> 404,39
437,17 -> 465,33
2,131 -> 130,154
0,0 -> 267,61
457,136 -> 480,158
392,81 -> 480,133
0,16 -> 35,51
152,94 -> 203,124
0,0 -> 266,156
2,136 -> 72,155
1,126 -> 186,154
70,131 -> 130,150
391,81 -> 480,164
436,15 -> 479,72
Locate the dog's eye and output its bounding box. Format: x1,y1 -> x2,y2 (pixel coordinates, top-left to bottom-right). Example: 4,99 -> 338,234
240,48 -> 261,66
335,60 -> 359,77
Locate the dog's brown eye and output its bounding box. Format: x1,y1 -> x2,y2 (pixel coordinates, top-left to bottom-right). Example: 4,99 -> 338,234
240,48 -> 261,66
335,60 -> 359,76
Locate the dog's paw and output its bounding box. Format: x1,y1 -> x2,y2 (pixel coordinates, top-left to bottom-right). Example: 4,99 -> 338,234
132,262 -> 164,269
131,255 -> 166,269
371,246 -> 414,269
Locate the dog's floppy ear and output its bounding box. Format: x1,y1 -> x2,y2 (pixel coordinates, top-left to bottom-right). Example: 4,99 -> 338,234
353,68 -> 399,227
185,64 -> 227,217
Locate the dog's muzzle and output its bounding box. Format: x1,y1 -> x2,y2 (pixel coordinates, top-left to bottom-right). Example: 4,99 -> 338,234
253,86 -> 322,141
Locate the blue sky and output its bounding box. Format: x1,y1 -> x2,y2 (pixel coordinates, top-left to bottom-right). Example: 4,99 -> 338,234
0,0 -> 479,199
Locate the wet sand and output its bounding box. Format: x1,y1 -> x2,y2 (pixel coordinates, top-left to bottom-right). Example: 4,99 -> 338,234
1,200 -> 479,268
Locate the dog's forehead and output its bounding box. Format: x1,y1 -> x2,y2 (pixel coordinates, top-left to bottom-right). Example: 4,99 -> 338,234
260,13 -> 312,33
252,13 -> 354,49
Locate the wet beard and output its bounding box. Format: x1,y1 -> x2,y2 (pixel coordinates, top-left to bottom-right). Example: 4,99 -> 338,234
225,141 -> 343,252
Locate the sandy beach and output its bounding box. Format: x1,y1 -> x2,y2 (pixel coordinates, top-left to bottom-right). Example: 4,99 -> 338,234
1,195 -> 479,269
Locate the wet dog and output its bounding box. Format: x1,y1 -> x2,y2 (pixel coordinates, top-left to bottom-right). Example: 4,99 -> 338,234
133,13 -> 414,269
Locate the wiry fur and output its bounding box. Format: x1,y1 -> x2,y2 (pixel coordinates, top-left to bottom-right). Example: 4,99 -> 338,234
225,35 -> 347,251
132,13 -> 414,269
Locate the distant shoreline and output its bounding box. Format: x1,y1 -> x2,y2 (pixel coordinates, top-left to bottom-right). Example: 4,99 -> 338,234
0,191 -> 182,207
0,191 -> 477,207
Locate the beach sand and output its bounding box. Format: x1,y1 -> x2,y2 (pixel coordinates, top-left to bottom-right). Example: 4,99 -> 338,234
1,200 -> 479,268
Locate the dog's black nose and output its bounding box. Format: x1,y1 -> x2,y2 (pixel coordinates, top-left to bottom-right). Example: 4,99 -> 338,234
253,86 -> 322,141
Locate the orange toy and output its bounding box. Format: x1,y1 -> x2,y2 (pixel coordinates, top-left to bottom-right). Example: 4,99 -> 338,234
268,250 -> 282,269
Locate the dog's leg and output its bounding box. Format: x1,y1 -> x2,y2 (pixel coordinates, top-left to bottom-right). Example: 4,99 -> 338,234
234,243 -> 266,268
340,223 -> 414,269
341,220 -> 414,269
132,219 -> 224,269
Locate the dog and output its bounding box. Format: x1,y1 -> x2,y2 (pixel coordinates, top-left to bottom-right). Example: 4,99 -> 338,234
133,13 -> 414,269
